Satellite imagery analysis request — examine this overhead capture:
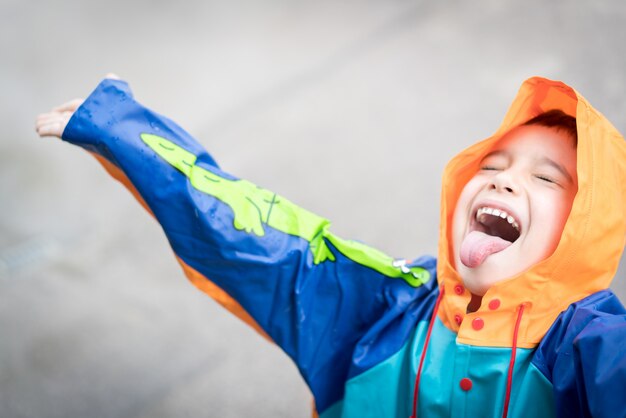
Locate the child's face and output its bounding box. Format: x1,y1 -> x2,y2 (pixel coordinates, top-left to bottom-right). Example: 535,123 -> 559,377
452,125 -> 578,296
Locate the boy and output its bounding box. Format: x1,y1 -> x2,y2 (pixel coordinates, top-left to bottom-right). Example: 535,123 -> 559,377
36,76 -> 626,417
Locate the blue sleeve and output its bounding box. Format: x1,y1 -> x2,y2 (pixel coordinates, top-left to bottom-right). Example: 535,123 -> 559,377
534,290 -> 626,418
60,78 -> 436,413
571,314 -> 626,418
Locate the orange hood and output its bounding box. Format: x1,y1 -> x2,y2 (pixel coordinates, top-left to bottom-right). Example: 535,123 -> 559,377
437,77 -> 626,348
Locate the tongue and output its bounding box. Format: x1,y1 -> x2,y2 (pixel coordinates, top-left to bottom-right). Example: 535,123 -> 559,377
460,231 -> 512,268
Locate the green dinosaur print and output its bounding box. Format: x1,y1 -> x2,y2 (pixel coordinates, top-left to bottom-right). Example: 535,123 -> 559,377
140,133 -> 429,287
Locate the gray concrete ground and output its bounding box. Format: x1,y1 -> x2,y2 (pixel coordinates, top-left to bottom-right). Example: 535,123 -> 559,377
2,1 -> 626,417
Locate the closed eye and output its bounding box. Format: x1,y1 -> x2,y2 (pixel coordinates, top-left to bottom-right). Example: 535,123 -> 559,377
479,150 -> 509,172
535,174 -> 559,185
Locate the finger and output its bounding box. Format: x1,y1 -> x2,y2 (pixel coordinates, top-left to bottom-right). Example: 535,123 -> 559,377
36,121 -> 63,138
36,112 -> 53,122
52,98 -> 83,112
36,112 -> 62,123
35,119 -> 58,134
37,110 -> 73,127
105,73 -> 120,80
52,98 -> 84,112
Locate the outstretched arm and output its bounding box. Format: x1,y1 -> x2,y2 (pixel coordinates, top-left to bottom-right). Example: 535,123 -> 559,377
36,76 -> 436,414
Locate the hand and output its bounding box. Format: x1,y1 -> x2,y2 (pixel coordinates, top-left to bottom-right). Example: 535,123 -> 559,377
35,73 -> 120,139
35,98 -> 84,139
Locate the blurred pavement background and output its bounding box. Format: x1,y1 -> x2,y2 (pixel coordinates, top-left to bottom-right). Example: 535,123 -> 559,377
1,1 -> 625,417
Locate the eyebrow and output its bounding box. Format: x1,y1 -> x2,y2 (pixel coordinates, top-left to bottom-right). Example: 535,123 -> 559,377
480,150 -> 506,162
480,150 -> 575,184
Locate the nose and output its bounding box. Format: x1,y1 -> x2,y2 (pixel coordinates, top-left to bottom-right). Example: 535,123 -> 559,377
488,170 -> 518,194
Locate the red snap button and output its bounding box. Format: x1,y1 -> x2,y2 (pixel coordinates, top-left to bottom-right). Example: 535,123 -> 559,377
488,299 -> 501,310
460,378 -> 473,391
472,318 -> 484,330
454,284 -> 464,295
454,314 -> 463,325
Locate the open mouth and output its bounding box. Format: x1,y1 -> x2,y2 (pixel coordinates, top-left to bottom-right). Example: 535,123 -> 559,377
474,206 -> 521,243
459,205 -> 522,268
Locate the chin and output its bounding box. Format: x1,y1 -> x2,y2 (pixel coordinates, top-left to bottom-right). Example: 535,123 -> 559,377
454,252 -> 522,296
457,269 -> 494,296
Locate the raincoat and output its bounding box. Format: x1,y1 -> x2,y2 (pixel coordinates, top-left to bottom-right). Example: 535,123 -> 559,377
61,76 -> 626,418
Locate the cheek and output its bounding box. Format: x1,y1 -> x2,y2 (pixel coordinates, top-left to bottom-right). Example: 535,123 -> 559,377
456,177 -> 483,212
550,191 -> 575,232
529,194 -> 573,256
452,179 -> 482,242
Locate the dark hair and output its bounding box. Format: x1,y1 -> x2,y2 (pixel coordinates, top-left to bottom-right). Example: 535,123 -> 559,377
523,109 -> 578,145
